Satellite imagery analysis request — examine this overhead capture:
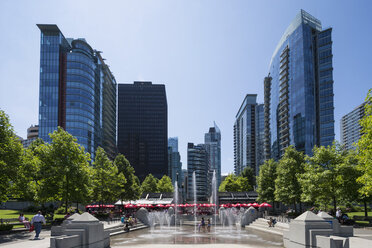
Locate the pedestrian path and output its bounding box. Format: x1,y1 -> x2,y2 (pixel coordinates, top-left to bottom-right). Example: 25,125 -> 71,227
0,220 -> 125,248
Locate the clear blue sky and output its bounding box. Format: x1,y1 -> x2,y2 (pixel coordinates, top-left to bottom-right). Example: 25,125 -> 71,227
1,0 -> 371,174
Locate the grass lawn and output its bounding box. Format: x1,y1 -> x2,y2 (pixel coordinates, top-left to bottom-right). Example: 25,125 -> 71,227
0,209 -> 34,221
346,212 -> 372,226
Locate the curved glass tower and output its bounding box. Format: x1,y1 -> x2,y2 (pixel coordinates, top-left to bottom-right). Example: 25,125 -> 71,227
264,10 -> 335,160
37,25 -> 117,160
66,39 -> 96,156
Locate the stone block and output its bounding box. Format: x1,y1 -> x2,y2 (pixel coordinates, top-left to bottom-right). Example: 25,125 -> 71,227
51,235 -> 81,248
51,226 -> 64,236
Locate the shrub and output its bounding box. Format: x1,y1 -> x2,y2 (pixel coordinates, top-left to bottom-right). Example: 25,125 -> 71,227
94,212 -> 109,220
55,206 -> 77,214
23,205 -> 39,213
0,224 -> 14,231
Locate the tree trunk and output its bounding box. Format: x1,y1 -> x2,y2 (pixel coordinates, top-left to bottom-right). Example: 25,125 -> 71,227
299,201 -> 302,213
364,199 -> 368,218
293,199 -> 297,213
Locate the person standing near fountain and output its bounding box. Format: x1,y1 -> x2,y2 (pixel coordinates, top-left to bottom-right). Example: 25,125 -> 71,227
207,218 -> 211,232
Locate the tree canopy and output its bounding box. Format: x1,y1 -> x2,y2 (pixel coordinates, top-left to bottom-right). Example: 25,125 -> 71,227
115,154 -> 141,201
92,147 -> 125,206
357,89 -> 372,197
240,166 -> 256,188
141,174 -> 159,193
219,174 -> 252,192
157,175 -> 174,192
275,146 -> 304,211
36,127 -> 92,210
0,110 -> 23,202
256,159 -> 277,203
300,144 -> 346,212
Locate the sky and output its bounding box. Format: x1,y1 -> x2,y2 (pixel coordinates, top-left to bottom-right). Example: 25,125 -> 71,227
0,0 -> 371,174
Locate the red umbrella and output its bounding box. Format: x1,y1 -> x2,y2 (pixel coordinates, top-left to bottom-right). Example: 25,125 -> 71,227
165,204 -> 171,208
156,204 -> 165,208
235,203 -> 242,207
251,203 -> 259,207
259,202 -> 273,207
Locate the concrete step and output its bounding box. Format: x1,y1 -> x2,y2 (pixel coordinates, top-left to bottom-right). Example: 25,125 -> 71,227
110,224 -> 148,236
246,218 -> 288,236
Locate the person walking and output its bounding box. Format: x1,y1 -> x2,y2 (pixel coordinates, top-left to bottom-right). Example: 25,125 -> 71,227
31,211 -> 46,240
336,208 -> 342,223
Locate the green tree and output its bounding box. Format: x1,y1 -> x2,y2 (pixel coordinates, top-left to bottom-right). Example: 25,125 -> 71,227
157,175 -> 174,192
236,176 -> 252,191
240,166 -> 256,189
356,89 -> 372,216
357,89 -> 372,196
0,110 -> 23,202
92,147 -> 125,207
275,146 -> 305,212
219,174 -> 252,192
37,127 -> 92,212
338,149 -> 362,205
141,174 -> 159,193
114,154 -> 141,201
300,144 -> 345,213
256,159 -> 277,203
12,146 -> 40,201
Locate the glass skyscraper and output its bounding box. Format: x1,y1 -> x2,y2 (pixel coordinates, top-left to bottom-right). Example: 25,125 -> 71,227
117,81 -> 168,181
168,137 -> 182,186
37,24 -> 117,159
204,122 -> 221,187
264,10 -> 335,160
187,143 -> 210,201
234,94 -> 265,177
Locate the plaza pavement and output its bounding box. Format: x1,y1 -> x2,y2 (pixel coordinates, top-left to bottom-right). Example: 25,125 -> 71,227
1,222 -> 372,247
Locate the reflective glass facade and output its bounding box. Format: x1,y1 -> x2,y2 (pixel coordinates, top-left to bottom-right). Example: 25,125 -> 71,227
38,25 -> 117,159
117,82 -> 168,181
234,94 -> 258,175
255,104 -> 265,176
187,143 -> 210,201
168,137 -> 182,186
264,10 -> 335,160
204,123 -> 221,187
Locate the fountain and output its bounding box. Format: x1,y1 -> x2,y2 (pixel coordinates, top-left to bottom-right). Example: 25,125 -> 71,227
174,180 -> 178,228
193,171 -> 197,234
211,170 -> 218,232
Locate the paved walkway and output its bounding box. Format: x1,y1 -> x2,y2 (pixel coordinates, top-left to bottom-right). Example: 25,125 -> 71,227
0,220 -> 123,248
1,222 -> 372,247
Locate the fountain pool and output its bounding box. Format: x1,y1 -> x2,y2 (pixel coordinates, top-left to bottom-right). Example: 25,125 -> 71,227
110,225 -> 283,247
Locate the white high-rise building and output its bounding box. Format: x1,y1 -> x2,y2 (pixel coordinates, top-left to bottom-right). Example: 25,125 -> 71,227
341,103 -> 366,150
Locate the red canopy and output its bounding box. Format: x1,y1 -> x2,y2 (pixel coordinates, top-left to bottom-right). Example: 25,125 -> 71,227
251,203 -> 259,207
125,204 -> 136,208
156,204 -> 165,208
259,202 -> 272,207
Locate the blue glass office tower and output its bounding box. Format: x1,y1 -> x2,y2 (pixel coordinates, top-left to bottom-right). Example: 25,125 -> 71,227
264,10 -> 335,160
37,24 -> 117,159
